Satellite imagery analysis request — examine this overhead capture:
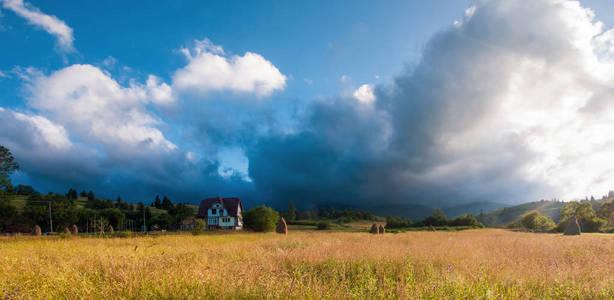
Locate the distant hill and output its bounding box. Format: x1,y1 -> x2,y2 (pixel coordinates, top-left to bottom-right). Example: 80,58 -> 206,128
367,201 -> 508,221
477,200 -> 566,226
442,201 -> 508,219
366,203 -> 435,221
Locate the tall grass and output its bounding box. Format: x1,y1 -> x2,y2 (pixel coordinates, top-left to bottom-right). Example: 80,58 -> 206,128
2,229 -> 614,299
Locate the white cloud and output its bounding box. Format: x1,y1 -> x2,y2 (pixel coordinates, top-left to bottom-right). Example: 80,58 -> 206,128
25,64 -> 176,153
172,38 -> 286,97
353,84 -> 375,104
0,108 -> 71,149
146,75 -> 174,105
1,0 -> 74,52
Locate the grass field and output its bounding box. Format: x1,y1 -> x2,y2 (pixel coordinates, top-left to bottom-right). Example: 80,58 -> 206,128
2,229 -> 614,299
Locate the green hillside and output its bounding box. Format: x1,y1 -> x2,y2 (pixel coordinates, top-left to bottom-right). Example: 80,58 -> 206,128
477,200 -> 565,226
477,197 -> 614,227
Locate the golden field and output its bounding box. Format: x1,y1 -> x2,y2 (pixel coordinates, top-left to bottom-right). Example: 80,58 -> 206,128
1,229 -> 614,299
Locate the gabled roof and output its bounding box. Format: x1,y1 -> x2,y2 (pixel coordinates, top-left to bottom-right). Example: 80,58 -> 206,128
197,197 -> 243,218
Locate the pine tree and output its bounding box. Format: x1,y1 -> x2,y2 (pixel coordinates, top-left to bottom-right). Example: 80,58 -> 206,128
154,195 -> 161,209
162,196 -> 173,211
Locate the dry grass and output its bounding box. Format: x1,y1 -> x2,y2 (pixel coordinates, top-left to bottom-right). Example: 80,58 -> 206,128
2,229 -> 614,299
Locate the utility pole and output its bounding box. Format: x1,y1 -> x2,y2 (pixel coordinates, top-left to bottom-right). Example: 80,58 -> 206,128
48,202 -> 53,233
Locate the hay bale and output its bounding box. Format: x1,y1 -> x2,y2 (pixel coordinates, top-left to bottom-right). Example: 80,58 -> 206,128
564,218 -> 581,236
378,224 -> 385,234
370,223 -> 378,234
69,224 -> 78,235
107,225 -> 114,233
428,225 -> 436,232
62,227 -> 71,234
275,217 -> 287,234
32,225 -> 42,236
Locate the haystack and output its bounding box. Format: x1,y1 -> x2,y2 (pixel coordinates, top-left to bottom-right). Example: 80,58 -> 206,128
63,227 -> 71,234
563,218 -> 581,236
107,225 -> 114,233
370,223 -> 378,234
32,225 -> 42,236
275,217 -> 287,234
378,224 -> 385,234
69,224 -> 78,235
428,225 -> 436,232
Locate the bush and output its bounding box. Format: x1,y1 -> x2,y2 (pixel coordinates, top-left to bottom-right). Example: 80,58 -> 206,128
519,211 -> 555,232
191,219 -> 205,235
316,221 -> 331,230
243,206 -> 280,232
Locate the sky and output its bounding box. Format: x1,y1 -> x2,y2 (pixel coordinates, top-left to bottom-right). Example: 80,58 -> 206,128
2,0 -> 614,213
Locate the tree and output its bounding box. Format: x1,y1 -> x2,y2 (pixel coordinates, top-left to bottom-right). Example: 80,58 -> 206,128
423,209 -> 448,226
87,191 -> 95,202
0,192 -> 18,231
0,145 -> 19,191
243,206 -> 280,232
162,196 -> 173,211
288,200 -> 296,222
520,211 -> 555,232
154,195 -> 161,209
13,184 -> 37,196
557,201 -> 606,232
597,201 -> 614,225
116,196 -> 122,207
80,190 -> 87,197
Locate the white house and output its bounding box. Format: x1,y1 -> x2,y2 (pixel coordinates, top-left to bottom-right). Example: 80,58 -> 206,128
197,197 -> 243,230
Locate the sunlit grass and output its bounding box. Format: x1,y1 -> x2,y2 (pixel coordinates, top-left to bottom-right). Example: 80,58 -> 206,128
2,229 -> 614,299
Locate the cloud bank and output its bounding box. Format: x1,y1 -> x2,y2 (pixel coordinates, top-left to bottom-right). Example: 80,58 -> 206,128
5,0 -> 614,215
246,0 -> 614,210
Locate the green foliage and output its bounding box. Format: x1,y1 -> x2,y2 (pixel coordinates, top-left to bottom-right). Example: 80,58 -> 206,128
316,221 -> 331,230
557,201 -> 606,232
192,219 -> 206,235
519,210 -> 555,232
0,191 -> 18,231
386,216 -> 412,228
422,209 -> 448,226
597,201 -> 614,225
243,206 -> 279,232
449,214 -> 484,227
0,145 -> 19,191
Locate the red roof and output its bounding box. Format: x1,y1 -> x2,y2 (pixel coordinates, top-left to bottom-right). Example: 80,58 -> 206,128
197,197 -> 243,218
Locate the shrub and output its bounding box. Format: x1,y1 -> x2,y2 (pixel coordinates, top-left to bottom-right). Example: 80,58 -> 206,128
520,211 -> 555,232
316,221 -> 331,230
191,219 -> 205,235
243,206 -> 280,232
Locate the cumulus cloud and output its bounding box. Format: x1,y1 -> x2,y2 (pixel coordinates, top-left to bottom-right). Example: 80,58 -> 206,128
25,64 -> 176,154
353,84 -> 375,103
1,0 -> 74,52
173,38 -> 286,97
246,0 -> 614,212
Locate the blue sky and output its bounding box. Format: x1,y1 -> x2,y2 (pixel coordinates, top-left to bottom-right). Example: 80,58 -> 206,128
3,0 -> 614,213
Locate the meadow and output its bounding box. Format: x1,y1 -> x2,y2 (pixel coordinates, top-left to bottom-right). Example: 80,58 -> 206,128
2,229 -> 614,299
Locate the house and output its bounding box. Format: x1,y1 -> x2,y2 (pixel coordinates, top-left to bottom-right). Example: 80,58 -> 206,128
179,217 -> 196,231
197,197 -> 244,230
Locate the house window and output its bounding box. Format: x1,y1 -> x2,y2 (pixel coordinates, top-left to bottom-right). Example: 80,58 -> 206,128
211,209 -> 217,214
222,217 -> 231,222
